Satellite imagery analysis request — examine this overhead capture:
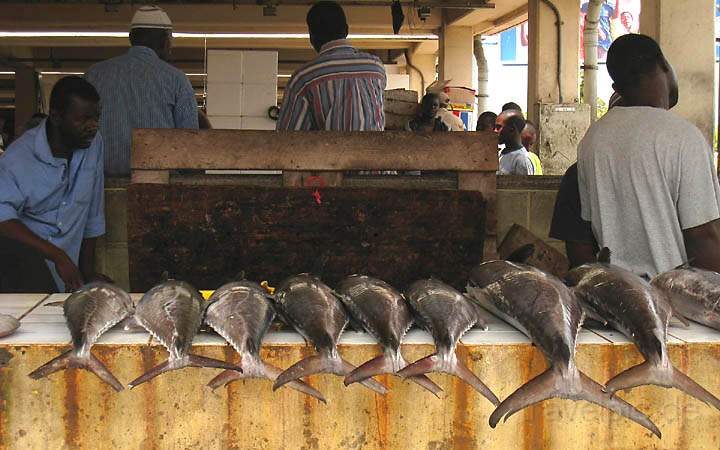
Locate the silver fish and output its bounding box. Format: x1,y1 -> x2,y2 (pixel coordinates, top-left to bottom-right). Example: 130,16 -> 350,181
0,313 -> 19,338
467,261 -> 660,437
127,280 -> 240,389
336,275 -> 443,397
397,279 -> 499,406
651,266 -> 720,331
28,282 -> 133,391
204,281 -> 326,402
271,274 -> 388,395
567,249 -> 720,411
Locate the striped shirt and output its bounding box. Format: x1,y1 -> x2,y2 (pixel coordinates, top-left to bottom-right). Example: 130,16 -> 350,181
277,39 -> 386,131
86,46 -> 198,175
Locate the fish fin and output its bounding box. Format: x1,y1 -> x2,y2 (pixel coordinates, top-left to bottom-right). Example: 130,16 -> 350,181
575,371 -> 661,438
28,349 -> 74,380
506,244 -> 535,263
186,353 -> 243,372
605,360 -> 720,410
338,358 -> 389,395
29,350 -> 124,392
207,369 -> 243,391
272,354 -> 336,392
398,354 -> 498,406
491,368 -> 660,437
127,360 -> 172,389
260,361 -> 327,403
344,353 -> 443,398
86,353 -> 125,392
672,259 -> 694,270
44,301 -> 65,308
668,365 -> 720,410
670,310 -> 691,328
597,247 -> 611,264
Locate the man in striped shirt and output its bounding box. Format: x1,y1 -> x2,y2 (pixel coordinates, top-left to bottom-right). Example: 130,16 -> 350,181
86,6 -> 198,176
277,1 -> 387,131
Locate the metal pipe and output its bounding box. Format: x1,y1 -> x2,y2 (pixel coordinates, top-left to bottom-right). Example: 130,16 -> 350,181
404,49 -> 425,94
540,0 -> 563,104
473,34 -> 489,113
582,0 -> 603,121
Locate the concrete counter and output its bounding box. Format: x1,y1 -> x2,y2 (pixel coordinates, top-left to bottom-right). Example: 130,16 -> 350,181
1,294 -> 720,449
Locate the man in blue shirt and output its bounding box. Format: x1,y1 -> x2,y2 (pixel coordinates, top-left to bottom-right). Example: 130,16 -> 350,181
85,5 -> 198,176
0,76 -> 109,293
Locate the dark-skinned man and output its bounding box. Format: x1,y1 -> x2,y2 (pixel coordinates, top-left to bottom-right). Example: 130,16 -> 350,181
576,34 -> 720,277
277,1 -> 386,131
86,5 -> 198,176
0,77 -> 110,293
494,111 -> 534,176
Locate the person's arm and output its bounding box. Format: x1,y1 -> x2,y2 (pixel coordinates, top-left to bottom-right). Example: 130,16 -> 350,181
276,76 -> 315,131
81,135 -> 111,283
174,74 -> 200,129
683,219 -> 720,272
0,219 -> 83,290
513,154 -> 534,175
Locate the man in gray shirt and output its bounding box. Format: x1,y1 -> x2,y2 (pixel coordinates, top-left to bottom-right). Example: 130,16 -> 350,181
578,34 -> 720,277
495,111 -> 534,175
86,6 -> 198,176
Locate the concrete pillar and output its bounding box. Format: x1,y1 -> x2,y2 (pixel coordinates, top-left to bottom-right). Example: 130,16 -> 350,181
14,66 -> 38,136
407,53 -> 437,97
527,0 -> 581,122
438,24 -> 474,87
640,0 -> 715,144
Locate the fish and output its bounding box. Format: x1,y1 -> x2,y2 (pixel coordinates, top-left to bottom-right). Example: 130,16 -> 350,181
651,266 -> 720,331
127,280 -> 240,389
203,281 -> 326,402
28,282 -> 133,391
567,248 -> 720,411
466,261 -> 661,437
336,275 -> 443,397
0,313 -> 20,338
396,279 -> 499,406
271,274 -> 388,395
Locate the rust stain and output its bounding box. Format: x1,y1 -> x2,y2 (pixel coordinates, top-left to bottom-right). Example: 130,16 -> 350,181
677,345 -> 689,450
139,346 -> 158,450
374,374 -> 389,448
451,345 -> 473,450
521,346 -> 546,450
224,344 -> 239,447
63,369 -> 80,449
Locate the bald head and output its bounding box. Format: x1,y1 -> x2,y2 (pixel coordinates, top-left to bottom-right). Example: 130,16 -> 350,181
495,110 -> 525,148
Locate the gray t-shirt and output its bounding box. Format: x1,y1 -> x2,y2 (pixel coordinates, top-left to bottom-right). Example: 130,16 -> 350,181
578,106 -> 720,277
498,147 -> 535,175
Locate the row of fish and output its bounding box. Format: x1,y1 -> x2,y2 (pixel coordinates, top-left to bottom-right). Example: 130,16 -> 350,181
26,248 -> 720,438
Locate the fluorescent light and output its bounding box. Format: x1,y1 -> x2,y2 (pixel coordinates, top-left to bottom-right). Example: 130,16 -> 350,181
40,71 -> 84,75
0,31 -> 438,40
278,74 -> 292,78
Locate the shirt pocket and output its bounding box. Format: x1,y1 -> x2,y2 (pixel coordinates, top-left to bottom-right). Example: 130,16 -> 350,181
73,168 -> 97,204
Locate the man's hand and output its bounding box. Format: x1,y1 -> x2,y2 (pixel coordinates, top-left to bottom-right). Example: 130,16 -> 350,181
53,252 -> 84,292
683,219 -> 720,273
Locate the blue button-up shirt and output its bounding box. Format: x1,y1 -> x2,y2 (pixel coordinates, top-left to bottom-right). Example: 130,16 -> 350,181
86,46 -> 199,175
0,121 -> 105,291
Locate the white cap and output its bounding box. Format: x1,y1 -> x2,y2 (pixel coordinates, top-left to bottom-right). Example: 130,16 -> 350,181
130,6 -> 173,30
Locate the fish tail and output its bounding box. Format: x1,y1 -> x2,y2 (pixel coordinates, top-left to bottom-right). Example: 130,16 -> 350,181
127,359 -> 172,389
490,368 -> 661,438
575,370 -> 661,438
206,369 -> 243,391
668,365 -> 720,411
345,352 -> 443,398
398,353 -> 498,406
272,354 -> 388,396
186,353 -> 242,372
86,353 -> 125,392
28,349 -> 74,380
29,350 -> 124,392
259,361 -> 327,403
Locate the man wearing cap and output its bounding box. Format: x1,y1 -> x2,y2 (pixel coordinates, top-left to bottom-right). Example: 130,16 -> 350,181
436,92 -> 466,132
277,1 -> 386,131
86,5 -> 198,176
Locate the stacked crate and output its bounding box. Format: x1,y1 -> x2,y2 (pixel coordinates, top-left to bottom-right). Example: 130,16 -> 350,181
383,89 -> 419,131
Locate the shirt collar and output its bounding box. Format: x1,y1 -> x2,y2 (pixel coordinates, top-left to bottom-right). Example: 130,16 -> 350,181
33,119 -> 84,167
129,45 -> 160,59
319,39 -> 354,54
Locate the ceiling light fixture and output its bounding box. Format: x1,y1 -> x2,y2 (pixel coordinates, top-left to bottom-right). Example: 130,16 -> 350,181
0,31 -> 438,41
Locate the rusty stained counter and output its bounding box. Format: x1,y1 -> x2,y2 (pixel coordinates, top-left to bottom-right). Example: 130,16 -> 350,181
1,294 -> 720,450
